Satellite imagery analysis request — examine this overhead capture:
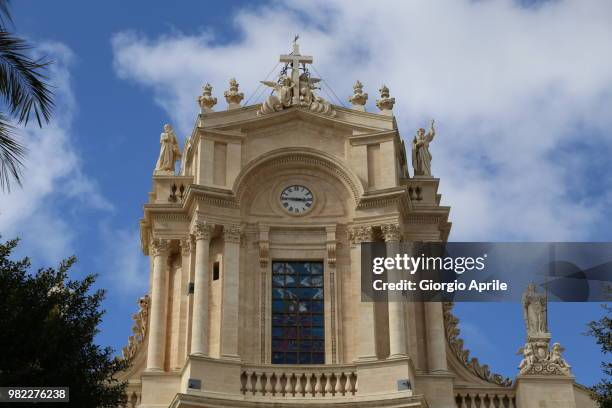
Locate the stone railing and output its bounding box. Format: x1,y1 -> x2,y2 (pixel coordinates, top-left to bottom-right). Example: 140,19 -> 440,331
240,364 -> 357,397
455,390 -> 516,408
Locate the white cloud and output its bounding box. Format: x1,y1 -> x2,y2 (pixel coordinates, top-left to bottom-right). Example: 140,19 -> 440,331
111,0 -> 612,241
98,223 -> 149,294
0,42 -> 113,263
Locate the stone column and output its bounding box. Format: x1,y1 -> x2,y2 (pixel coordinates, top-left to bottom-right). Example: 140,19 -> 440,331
190,222 -> 213,356
176,237 -> 192,365
350,225 -> 378,361
147,238 -> 169,371
425,301 -> 448,372
382,224 -> 407,357
221,224 -> 242,359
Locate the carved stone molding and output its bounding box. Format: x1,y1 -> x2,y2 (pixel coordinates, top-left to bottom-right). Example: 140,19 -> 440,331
443,302 -> 513,387
191,222 -> 214,241
150,238 -> 170,257
518,339 -> 571,376
180,237 -> 192,255
259,240 -> 269,267
223,224 -> 243,243
348,225 -> 374,247
122,294 -> 150,362
327,241 -> 337,267
381,223 -> 401,242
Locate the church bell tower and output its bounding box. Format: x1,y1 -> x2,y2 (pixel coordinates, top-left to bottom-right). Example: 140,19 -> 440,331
116,41 -> 539,408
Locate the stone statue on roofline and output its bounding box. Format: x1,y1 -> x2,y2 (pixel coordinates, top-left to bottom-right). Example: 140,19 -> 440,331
154,124 -> 181,175
516,283 -> 571,376
257,39 -> 335,117
412,119 -> 436,177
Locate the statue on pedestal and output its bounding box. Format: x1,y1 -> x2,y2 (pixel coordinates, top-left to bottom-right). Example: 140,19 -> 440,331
412,120 -> 436,177
517,283 -> 571,376
523,282 -> 548,338
154,124 -> 181,175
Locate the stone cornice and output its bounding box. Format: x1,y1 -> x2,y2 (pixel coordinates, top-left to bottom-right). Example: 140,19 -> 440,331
201,106 -> 389,134
348,130 -> 399,146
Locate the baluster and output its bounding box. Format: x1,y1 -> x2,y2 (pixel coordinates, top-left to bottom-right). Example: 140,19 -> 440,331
462,393 -> 470,408
507,394 -> 516,408
349,372 -> 357,395
298,373 -> 307,396
240,371 -> 247,395
319,373 -> 328,396
325,373 -> 333,395
304,374 -> 312,396
314,373 -> 323,396
330,373 -> 338,396
249,372 -> 256,395
482,393 -> 491,408
271,373 -> 279,396
264,373 -> 273,395
335,372 -> 343,395
491,394 -> 499,408
280,373 -> 287,396
289,373 -> 297,397
254,372 -> 263,395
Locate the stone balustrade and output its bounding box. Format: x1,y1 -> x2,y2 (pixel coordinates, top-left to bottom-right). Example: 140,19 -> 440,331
240,364 -> 357,397
455,390 -> 516,408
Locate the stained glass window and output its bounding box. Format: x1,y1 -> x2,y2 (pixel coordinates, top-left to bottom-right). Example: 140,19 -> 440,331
271,261 -> 324,364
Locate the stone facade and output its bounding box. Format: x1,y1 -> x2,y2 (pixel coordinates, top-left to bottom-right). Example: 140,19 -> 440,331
118,43 -> 596,408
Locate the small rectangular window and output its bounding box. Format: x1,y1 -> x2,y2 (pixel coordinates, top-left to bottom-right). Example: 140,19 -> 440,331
212,262 -> 220,281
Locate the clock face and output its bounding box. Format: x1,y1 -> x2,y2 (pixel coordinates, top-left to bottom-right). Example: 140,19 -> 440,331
280,185 -> 313,214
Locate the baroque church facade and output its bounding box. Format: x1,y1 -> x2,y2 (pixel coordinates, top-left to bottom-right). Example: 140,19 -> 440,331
118,43 -> 595,408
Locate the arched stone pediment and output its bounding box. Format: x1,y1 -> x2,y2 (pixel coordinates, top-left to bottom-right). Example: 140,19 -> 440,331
233,148 -> 364,209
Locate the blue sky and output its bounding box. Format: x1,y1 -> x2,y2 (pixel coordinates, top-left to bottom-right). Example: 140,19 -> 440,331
1,0 -> 611,387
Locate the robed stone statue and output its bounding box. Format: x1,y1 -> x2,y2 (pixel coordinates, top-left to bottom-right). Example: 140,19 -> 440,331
412,119 -> 436,176
522,283 -> 548,338
154,124 -> 181,175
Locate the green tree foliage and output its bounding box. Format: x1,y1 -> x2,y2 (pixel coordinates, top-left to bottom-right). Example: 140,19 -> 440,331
587,300 -> 612,407
0,238 -> 127,407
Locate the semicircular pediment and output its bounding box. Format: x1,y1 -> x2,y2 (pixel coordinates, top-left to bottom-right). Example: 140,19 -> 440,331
233,148 -> 364,208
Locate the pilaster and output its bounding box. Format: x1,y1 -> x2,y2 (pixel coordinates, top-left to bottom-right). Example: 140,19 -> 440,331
147,238 -> 170,371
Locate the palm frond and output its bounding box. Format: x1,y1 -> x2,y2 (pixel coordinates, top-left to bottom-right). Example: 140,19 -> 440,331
0,30 -> 53,127
0,1 -> 12,30
0,112 -> 25,191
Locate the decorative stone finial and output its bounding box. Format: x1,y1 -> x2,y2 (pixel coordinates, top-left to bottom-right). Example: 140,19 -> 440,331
348,80 -> 368,111
376,84 -> 395,115
224,78 -> 244,110
198,83 -> 217,113
517,283 -> 571,376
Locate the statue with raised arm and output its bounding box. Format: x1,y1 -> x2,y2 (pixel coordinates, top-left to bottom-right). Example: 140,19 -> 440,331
412,119 -> 436,176
154,124 -> 181,175
258,75 -> 296,115
522,283 -> 548,338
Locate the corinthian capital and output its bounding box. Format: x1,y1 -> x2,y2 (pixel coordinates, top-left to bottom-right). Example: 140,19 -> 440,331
349,225 -> 374,246
150,238 -> 170,256
180,237 -> 192,255
381,224 -> 401,242
191,221 -> 214,241
223,224 -> 243,243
